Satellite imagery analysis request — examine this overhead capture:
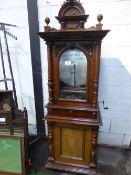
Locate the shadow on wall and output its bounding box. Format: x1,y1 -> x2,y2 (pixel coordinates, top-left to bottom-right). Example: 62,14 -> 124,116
98,58 -> 131,147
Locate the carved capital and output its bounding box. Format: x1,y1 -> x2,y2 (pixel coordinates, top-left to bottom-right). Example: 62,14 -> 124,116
94,40 -> 101,47
46,41 -> 53,47
81,43 -> 94,56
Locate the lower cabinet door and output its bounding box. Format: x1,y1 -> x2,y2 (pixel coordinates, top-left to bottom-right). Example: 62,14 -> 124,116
54,123 -> 97,167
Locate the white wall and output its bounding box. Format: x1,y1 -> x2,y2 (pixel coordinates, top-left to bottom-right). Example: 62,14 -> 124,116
0,0 -> 36,125
1,0 -> 130,145
38,0 -> 131,146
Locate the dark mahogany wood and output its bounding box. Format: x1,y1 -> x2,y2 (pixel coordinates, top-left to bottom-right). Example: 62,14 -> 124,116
38,0 -> 109,174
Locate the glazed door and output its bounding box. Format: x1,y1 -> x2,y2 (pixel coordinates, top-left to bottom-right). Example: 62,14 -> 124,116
59,48 -> 87,101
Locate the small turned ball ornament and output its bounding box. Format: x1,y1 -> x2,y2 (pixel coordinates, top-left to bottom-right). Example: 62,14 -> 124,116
97,14 -> 103,23
45,17 -> 50,26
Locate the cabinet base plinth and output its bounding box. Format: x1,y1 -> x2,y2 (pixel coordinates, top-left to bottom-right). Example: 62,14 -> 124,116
45,161 -> 96,175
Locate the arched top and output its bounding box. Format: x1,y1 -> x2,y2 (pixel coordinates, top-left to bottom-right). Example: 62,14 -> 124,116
58,46 -> 88,61
56,0 -> 89,30
58,0 -> 85,17
59,48 -> 87,62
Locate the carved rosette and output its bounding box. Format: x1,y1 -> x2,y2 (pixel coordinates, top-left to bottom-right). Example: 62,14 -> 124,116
89,127 -> 98,167
55,44 -> 65,57
48,122 -> 54,162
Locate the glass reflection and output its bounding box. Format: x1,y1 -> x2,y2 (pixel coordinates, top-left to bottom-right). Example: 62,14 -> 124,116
59,48 -> 87,101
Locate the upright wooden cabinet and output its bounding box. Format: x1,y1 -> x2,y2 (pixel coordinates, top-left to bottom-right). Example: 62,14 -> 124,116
38,0 -> 109,174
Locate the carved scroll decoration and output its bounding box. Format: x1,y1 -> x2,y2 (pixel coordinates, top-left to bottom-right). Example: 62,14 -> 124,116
48,122 -> 54,162
81,42 -> 94,56
92,78 -> 99,107
54,44 -> 65,57
89,127 -> 98,167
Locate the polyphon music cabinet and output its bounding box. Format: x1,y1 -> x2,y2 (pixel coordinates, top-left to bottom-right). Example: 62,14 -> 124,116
38,0 -> 109,174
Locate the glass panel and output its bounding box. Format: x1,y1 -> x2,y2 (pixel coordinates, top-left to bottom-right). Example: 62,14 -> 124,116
59,48 -> 87,101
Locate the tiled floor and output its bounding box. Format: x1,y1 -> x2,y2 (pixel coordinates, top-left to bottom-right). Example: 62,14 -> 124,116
30,138 -> 131,175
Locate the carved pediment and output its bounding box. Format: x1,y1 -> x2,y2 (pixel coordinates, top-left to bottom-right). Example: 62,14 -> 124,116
55,0 -> 89,30
43,0 -> 105,32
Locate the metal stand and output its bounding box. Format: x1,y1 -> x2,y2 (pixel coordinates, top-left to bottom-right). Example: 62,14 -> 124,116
0,22 -> 18,108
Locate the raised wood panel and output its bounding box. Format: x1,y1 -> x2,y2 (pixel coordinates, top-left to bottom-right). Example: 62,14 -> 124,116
54,124 -> 92,166
61,127 -> 84,160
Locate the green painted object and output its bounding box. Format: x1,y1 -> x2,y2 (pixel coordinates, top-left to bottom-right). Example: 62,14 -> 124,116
31,173 -> 51,175
0,138 -> 22,173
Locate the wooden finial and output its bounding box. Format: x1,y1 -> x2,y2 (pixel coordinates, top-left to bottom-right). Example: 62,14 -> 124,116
45,17 -> 50,26
96,14 -> 103,30
97,14 -> 103,23
44,17 -> 51,32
